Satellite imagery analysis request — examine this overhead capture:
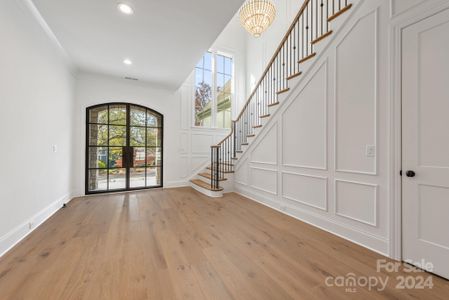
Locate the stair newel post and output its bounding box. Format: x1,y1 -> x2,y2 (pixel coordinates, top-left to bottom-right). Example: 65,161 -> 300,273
233,121 -> 237,159
226,139 -> 229,173
237,119 -> 241,151
215,147 -> 220,190
210,146 -> 213,190
218,144 -> 226,179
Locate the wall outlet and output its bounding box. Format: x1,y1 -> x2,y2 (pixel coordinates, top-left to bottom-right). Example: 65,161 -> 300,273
366,145 -> 376,158
52,145 -> 58,153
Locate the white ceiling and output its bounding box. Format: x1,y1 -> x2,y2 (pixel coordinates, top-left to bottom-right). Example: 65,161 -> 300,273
31,0 -> 245,89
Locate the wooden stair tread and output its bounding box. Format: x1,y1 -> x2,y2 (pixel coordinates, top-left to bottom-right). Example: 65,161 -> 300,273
311,30 -> 333,45
253,124 -> 263,128
236,150 -> 243,153
299,52 -> 316,64
328,4 -> 352,22
287,72 -> 302,80
207,162 -> 234,167
190,179 -> 223,191
276,88 -> 290,95
206,166 -> 234,173
247,134 -> 255,138
260,114 -> 270,118
198,172 -> 227,181
268,102 -> 280,107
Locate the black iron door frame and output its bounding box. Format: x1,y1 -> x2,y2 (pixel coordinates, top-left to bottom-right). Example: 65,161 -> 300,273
85,102 -> 164,195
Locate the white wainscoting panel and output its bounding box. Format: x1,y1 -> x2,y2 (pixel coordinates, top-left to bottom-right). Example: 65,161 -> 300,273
178,156 -> 189,179
335,179 -> 378,226
179,132 -> 189,154
282,62 -> 328,170
191,156 -> 209,173
282,172 -> 328,211
251,123 -> 278,165
335,10 -> 377,175
191,134 -> 214,154
234,0 -> 398,257
235,157 -> 249,186
390,0 -> 426,17
249,167 -> 277,195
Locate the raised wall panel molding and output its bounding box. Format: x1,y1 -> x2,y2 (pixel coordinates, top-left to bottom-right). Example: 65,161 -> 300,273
335,179 -> 378,227
179,132 -> 189,154
234,187 -> 389,256
249,166 -> 278,196
334,9 -> 378,176
235,157 -> 249,186
191,133 -> 214,155
282,61 -> 328,171
250,122 -> 278,165
191,156 -> 209,173
389,0 -> 426,18
178,156 -> 189,178
281,171 -> 328,211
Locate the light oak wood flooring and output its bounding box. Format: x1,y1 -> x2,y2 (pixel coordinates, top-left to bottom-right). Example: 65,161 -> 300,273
0,187 -> 448,299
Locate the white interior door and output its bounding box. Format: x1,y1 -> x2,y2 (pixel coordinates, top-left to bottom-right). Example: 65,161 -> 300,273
402,8 -> 449,280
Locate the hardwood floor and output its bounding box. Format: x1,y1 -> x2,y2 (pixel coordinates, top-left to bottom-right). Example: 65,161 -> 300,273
0,187 -> 448,299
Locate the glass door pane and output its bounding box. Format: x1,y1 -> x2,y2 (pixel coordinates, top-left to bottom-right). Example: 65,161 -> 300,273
87,104 -> 128,193
86,104 -> 163,194
87,105 -> 109,192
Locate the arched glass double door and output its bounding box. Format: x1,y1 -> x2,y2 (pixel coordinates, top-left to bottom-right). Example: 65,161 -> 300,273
86,103 -> 163,194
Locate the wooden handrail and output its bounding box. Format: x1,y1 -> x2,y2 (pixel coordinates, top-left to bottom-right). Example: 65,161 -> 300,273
234,0 -> 311,121
214,120 -> 235,146
207,0 -> 353,191
213,0 -> 311,147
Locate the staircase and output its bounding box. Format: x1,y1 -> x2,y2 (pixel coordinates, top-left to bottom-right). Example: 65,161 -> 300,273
190,0 -> 353,197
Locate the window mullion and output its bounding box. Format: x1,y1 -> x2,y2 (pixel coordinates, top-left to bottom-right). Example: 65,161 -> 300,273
212,51 -> 217,128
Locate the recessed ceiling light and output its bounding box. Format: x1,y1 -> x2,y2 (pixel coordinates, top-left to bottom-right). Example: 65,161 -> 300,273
118,3 -> 134,15
123,58 -> 132,65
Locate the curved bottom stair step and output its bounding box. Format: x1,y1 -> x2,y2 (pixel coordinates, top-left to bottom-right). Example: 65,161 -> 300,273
198,172 -> 227,181
190,179 -> 223,191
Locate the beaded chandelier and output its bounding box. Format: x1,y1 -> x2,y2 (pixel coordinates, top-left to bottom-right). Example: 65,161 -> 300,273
239,0 -> 276,38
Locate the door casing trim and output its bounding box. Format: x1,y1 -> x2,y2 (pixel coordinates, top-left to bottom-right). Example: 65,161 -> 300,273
389,0 -> 449,260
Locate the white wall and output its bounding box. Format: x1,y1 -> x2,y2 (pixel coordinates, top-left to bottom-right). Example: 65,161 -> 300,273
0,0 -> 75,255
73,73 -> 175,193
234,0 -> 441,257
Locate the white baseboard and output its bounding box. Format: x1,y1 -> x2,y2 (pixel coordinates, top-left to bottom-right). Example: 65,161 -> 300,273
235,186 -> 390,257
0,193 -> 73,257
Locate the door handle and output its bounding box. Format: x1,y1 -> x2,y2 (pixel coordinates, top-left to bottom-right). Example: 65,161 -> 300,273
406,170 -> 416,178
122,146 -> 133,168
